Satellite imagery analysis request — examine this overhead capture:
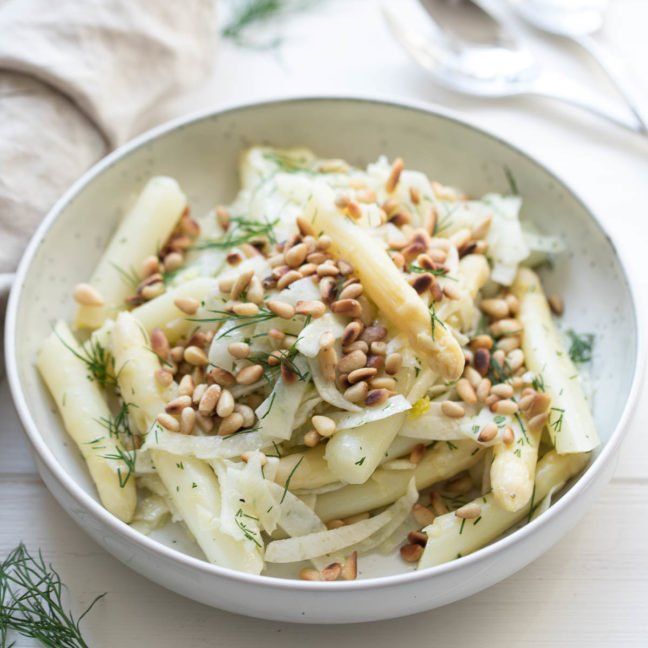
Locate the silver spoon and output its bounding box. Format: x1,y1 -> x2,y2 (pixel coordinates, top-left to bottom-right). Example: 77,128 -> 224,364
383,0 -> 643,133
509,0 -> 648,133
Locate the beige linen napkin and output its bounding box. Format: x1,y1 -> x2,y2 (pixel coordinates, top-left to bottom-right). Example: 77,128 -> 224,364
0,0 -> 217,276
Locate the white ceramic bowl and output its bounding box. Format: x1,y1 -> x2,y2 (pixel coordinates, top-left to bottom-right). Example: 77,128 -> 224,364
5,97 -> 643,624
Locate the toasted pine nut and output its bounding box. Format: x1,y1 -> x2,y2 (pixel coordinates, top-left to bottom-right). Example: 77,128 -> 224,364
318,346 -> 338,382
140,255 -> 160,278
386,157 -> 404,193
529,411 -> 550,433
505,293 -> 520,315
470,334 -> 493,350
339,283 -> 364,301
173,296 -> 199,315
366,388 -> 390,407
231,269 -> 255,300
304,429 -> 323,447
163,252 -> 184,273
207,367 -> 236,387
195,412 -> 215,433
165,395 -> 192,415
343,512 -> 370,525
475,377 -> 491,402
411,503 -> 435,527
446,475 -> 473,495
218,412 -> 244,436
370,376 -> 396,390
228,342 -> 250,359
73,283 -> 105,306
218,276 -> 235,293
344,381 -> 368,403
507,348 -> 525,371
236,364 -> 263,385
409,443 -> 426,464
157,412 -> 179,432
347,201 -> 362,221
341,320 -> 363,346
154,369 -> 173,387
245,276 -> 264,305
295,299 -> 326,318
486,394 -> 501,411
300,568 -> 322,581
343,340 -> 368,354
548,294 -> 564,315
266,300 -> 295,319
330,299 -> 362,318
268,327 -> 285,341
170,345 -> 185,363
478,422 -> 498,442
348,367 -> 378,384
338,350 -> 367,374
455,502 -> 481,519
216,389 -> 235,418
235,404 -> 256,428
312,415 -> 336,438
497,335 -> 521,353
502,426 -> 515,444
430,492 -> 448,516
178,377 -> 195,400
184,345 -> 209,366
233,302 -> 259,317
441,401 -> 465,418
318,562 -> 342,581
319,330 -> 336,350
462,366 -> 481,389
240,450 -> 267,466
480,298 -> 510,320
284,243 -> 308,268
474,348 -> 491,376
385,353 -> 402,375
470,214 -> 492,240
341,551 -> 357,580
528,392 -> 552,418
490,318 -> 522,337
141,281 -> 165,300
180,407 -> 196,435
443,283 -> 461,301
199,385 -> 222,416
491,383 -> 514,399
192,383 -> 207,405
150,327 -> 170,360
317,262 -> 340,278
400,543 -> 423,562
456,378 -> 477,404
299,263 -> 317,277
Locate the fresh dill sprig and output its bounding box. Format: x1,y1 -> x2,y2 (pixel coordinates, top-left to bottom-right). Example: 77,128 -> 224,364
110,262 -> 140,290
189,306 -> 278,338
262,150 -> 316,174
429,302 -> 446,341
566,330 -> 594,363
281,456 -> 303,503
234,509 -> 262,548
550,407 -> 565,436
504,166 -> 519,195
222,0 -> 319,47
198,215 -> 279,250
532,373 -> 546,392
0,544 -> 104,648
408,264 -> 457,281
54,329 -> 116,390
96,402 -> 138,488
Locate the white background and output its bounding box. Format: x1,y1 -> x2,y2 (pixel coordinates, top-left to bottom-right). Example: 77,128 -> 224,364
1,0 -> 647,645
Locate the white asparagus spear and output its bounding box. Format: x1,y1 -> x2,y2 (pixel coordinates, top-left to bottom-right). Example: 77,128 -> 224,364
512,267 -> 599,453
112,311 -> 263,572
307,199 -> 464,381
418,450 -> 589,568
36,321 -> 136,523
76,177 -> 187,329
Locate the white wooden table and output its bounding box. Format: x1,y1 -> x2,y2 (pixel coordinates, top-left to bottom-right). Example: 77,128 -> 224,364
2,1 -> 647,644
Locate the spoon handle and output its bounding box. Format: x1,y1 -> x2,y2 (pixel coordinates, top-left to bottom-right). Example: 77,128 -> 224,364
527,72 -> 643,134
574,34 -> 648,135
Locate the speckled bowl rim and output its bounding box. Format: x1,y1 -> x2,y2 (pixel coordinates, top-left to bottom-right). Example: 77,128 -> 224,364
5,95 -> 645,594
